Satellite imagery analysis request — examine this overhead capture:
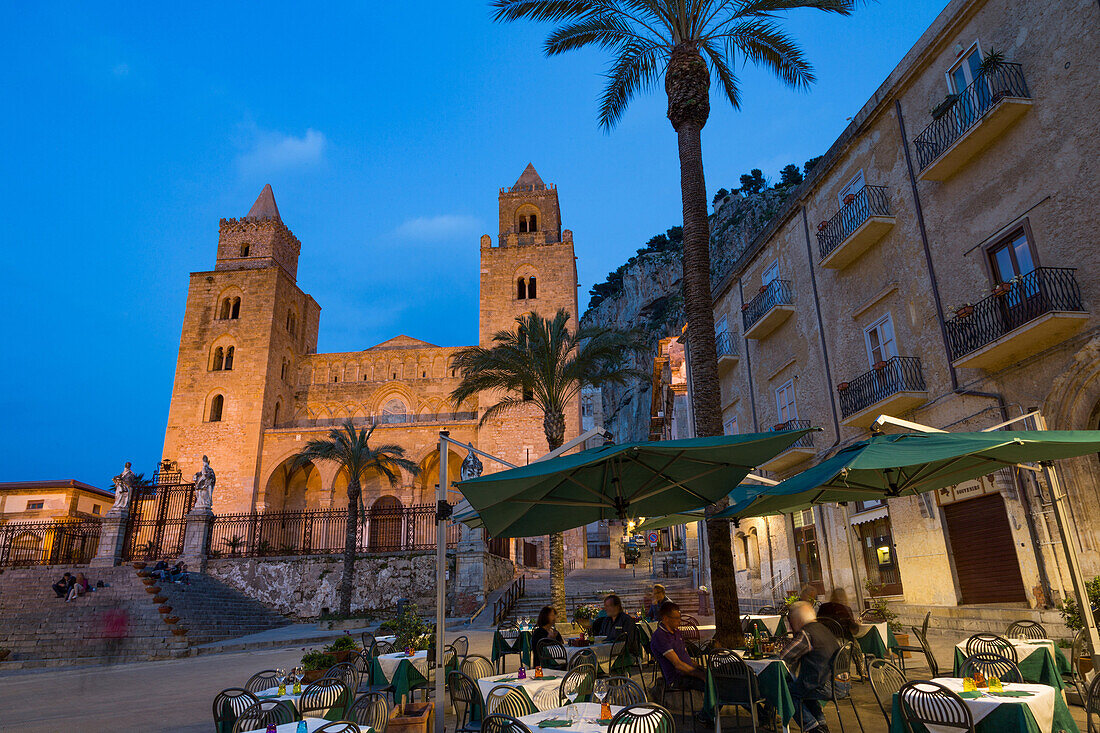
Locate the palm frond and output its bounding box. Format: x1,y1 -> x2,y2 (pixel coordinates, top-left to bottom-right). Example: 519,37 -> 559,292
598,41 -> 664,129
719,19 -> 815,90
700,40 -> 741,109
491,0 -> 596,23
546,12 -> 646,54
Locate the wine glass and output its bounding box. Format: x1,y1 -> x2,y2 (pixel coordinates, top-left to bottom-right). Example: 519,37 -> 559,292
593,678 -> 609,717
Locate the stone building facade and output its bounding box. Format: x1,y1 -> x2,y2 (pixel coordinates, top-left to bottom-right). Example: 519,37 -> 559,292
160,165 -> 584,567
679,0 -> 1100,615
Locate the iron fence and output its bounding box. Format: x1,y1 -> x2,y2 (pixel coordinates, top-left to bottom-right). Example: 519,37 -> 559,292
817,185 -> 891,259
945,268 -> 1085,361
0,520 -> 102,567
207,504 -> 459,558
716,331 -> 738,359
742,279 -> 794,331
279,412 -> 478,429
770,419 -> 815,449
838,356 -> 926,419
122,481 -> 195,561
913,63 -> 1030,170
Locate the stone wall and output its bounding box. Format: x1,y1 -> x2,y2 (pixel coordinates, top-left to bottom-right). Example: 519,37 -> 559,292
207,552 -> 444,618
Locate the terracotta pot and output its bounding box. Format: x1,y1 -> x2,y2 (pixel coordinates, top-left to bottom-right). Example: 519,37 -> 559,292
837,382 -> 850,392
956,305 -> 974,318
873,361 -> 888,371
993,283 -> 1012,297
332,650 -> 352,663
142,577 -> 156,586
158,606 -> 172,614
843,194 -> 856,205
132,562 -> 147,570
145,586 -> 161,594
137,570 -> 151,578
0,649 -> 10,661
152,595 -> 167,604
759,285 -> 768,294
741,304 -> 750,312
301,669 -> 326,683
164,616 -> 179,624
893,633 -> 911,659
818,221 -> 828,231
171,628 -> 189,636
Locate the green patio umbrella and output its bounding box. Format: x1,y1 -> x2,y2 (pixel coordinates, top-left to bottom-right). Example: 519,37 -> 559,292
717,430 -> 1100,519
454,430 -> 816,539
636,482 -> 770,531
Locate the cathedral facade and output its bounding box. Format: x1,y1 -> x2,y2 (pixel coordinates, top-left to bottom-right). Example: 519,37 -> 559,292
161,166 -> 582,544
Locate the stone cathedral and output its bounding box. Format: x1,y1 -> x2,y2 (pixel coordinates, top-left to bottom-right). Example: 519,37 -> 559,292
160,165 -> 583,561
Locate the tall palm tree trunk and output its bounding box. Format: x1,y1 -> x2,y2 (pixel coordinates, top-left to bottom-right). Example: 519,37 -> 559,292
340,478 -> 361,615
668,44 -> 743,648
545,415 -> 567,621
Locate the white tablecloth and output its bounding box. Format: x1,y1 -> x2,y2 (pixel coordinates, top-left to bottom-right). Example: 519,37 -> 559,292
376,650 -> 429,681
479,670 -> 567,711
926,678 -> 1055,733
565,642 -> 615,665
376,635 -> 397,645
744,615 -> 782,635
856,622 -> 889,641
257,686 -> 304,712
954,637 -> 1059,666
241,718 -> 331,733
518,702 -> 624,733
731,649 -> 790,676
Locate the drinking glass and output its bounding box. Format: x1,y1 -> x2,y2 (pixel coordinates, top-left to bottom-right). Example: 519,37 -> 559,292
989,677 -> 1003,693
962,677 -> 976,692
566,703 -> 578,726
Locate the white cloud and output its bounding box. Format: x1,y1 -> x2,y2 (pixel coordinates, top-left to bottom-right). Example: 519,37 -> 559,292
237,128 -> 327,178
393,214 -> 481,241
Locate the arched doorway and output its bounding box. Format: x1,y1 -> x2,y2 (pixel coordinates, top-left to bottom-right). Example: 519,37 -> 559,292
368,495 -> 404,551
264,457 -> 323,511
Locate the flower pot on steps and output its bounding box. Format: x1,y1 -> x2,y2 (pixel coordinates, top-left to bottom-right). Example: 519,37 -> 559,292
132,562 -> 147,570
171,628 -> 188,637
152,595 -> 167,604
158,606 -> 172,614
145,586 -> 161,594
164,616 -> 179,625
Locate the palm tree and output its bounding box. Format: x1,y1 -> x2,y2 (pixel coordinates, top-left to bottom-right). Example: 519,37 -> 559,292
450,309 -> 647,617
492,0 -> 856,646
295,420 -> 420,615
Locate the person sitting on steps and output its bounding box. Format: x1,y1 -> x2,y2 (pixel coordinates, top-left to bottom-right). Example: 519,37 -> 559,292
52,572 -> 74,599
66,572 -> 90,602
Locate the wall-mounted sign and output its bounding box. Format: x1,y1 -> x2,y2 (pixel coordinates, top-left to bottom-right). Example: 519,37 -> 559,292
935,475 -> 997,506
647,531 -> 660,546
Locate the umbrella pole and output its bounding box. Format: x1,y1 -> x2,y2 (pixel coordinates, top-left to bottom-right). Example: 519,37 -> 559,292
1033,415 -> 1100,659
435,431 -> 448,733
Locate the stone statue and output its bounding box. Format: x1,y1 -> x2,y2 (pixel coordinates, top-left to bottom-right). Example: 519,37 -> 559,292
109,462 -> 136,513
460,444 -> 484,481
192,455 -> 216,511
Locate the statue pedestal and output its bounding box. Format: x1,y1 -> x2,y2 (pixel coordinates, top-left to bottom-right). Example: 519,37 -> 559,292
181,508 -> 214,572
91,511 -> 129,567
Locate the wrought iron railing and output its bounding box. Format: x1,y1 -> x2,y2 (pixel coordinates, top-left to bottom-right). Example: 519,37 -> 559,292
945,268 -> 1085,361
770,419 -> 815,449
742,279 -> 794,331
716,331 -> 738,359
838,356 -> 927,418
0,520 -> 102,567
278,412 -> 478,429
817,186 -> 891,259
493,574 -> 526,626
913,63 -> 1030,171
207,504 -> 459,558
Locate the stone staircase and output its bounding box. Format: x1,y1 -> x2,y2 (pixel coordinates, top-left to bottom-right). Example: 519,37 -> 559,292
0,564 -> 290,669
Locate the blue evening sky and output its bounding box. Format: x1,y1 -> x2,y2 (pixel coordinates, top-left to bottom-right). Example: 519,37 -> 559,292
0,1 -> 947,485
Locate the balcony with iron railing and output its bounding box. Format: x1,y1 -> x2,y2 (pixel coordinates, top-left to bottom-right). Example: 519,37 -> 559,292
838,356 -> 928,428
816,186 -> 895,269
913,62 -> 1032,181
742,279 -> 795,340
716,331 -> 739,372
945,267 -> 1088,370
761,419 -> 816,472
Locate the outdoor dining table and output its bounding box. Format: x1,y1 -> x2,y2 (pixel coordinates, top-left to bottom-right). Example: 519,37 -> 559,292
492,627 -> 534,667
702,652 -> 795,733
562,641 -> 618,673
638,620 -> 716,644
255,685 -> 350,722
742,615 -> 786,638
370,649 -> 429,701
479,670 -> 569,711
951,638 -> 1071,691
888,678 -> 1079,733
517,702 -> 624,732
855,621 -> 900,659
240,718 -> 343,733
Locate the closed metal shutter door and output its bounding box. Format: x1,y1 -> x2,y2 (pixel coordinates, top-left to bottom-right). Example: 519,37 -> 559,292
942,493 -> 1028,605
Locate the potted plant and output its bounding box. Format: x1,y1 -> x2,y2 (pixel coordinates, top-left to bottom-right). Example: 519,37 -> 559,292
573,604 -> 600,635
222,535 -> 246,556
132,561 -> 147,570
325,635 -> 359,663
843,193 -> 856,206
164,616 -> 179,625
864,580 -> 906,655
141,576 -> 156,586
992,282 -> 1012,297
301,649 -> 337,682
818,220 -> 828,232
389,700 -> 434,733
955,304 -> 974,318
158,605 -> 172,614
171,627 -> 189,637
931,93 -> 959,119
145,586 -> 161,594
873,360 -> 888,371
386,602 -> 433,652
741,303 -> 750,312
759,285 -> 768,294
837,382 -> 850,392
773,422 -> 790,431
977,48 -> 1011,100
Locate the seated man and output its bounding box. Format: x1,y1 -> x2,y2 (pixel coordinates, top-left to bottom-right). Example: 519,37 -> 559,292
52,572 -> 74,599
779,601 -> 841,733
817,588 -> 859,635
649,601 -> 710,723
589,594 -> 637,642
646,584 -> 667,622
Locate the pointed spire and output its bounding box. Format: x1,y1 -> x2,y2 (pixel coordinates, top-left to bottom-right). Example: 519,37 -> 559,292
511,163 -> 545,192
246,184 -> 281,220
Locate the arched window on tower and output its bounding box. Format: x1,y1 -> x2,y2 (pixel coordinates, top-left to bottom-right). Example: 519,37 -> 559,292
527,276 -> 537,299
281,359 -> 289,381
223,346 -> 234,371
517,278 -> 527,300
212,347 -> 224,371
528,214 -> 537,231
231,297 -> 241,319
220,299 -> 232,320
208,394 -> 224,422
239,243 -> 250,257
518,217 -> 528,233
273,402 -> 280,427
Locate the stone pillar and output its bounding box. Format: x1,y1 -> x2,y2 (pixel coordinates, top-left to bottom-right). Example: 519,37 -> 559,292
91,510 -> 128,567
181,508 -> 214,572
453,525 -> 489,615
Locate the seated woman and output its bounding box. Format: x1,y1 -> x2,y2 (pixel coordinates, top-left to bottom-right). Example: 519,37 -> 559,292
531,605 -> 563,650
817,587 -> 859,634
